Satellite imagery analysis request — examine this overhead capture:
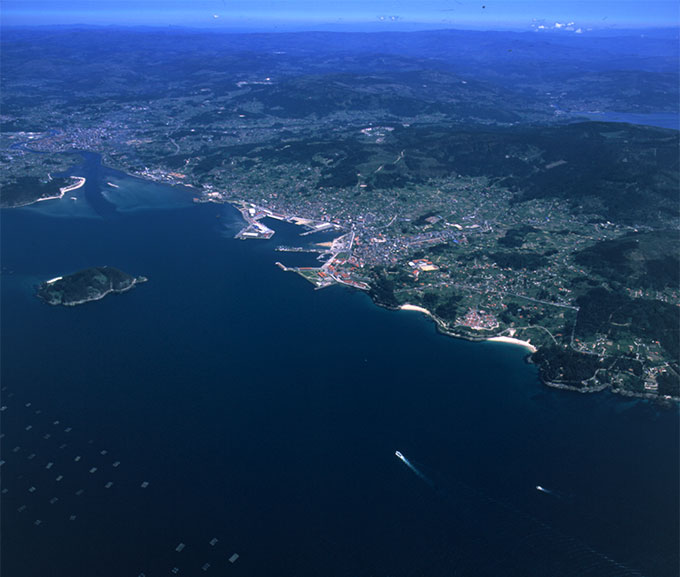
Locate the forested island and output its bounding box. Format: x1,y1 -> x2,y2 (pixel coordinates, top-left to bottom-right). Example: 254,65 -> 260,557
37,266 -> 147,306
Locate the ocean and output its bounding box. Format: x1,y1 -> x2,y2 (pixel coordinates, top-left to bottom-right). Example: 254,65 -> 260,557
1,154 -> 678,576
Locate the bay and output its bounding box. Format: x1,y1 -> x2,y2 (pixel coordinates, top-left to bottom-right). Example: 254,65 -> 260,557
1,154 -> 678,576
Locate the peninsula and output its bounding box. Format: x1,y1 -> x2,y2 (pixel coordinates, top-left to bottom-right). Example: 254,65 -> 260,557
37,266 -> 147,306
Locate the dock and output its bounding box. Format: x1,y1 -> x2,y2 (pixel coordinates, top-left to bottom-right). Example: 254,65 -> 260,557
233,203 -> 275,239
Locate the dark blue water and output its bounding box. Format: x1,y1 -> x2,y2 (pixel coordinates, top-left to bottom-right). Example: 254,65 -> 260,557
1,155 -> 678,577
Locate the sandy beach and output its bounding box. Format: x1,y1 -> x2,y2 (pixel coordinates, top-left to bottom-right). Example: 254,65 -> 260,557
400,303 -> 433,316
486,336 -> 538,353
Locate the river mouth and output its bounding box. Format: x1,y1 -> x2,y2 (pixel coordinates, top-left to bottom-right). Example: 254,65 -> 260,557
20,151 -> 196,219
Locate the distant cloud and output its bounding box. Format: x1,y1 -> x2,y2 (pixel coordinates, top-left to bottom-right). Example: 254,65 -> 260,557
531,19 -> 583,33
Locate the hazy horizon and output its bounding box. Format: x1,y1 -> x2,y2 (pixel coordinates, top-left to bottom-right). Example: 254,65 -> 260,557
2,0 -> 678,32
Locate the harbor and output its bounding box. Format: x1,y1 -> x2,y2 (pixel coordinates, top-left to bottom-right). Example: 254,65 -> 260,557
231,200 -> 342,241
230,200 -> 370,290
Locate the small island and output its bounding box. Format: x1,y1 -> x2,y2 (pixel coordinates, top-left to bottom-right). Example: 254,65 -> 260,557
37,266 -> 147,306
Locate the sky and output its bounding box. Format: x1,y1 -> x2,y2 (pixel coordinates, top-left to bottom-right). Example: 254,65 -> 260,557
2,0 -> 678,30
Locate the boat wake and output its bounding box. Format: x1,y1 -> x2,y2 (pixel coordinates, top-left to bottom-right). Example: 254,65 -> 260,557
395,450 -> 434,487
393,451 -> 646,576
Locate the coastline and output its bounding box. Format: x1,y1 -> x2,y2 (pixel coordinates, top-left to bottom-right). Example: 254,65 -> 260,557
20,176 -> 677,403
400,303 -> 537,352
393,301 -> 678,403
